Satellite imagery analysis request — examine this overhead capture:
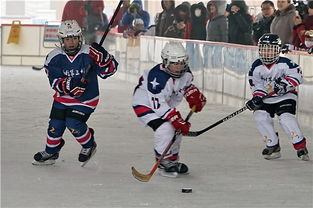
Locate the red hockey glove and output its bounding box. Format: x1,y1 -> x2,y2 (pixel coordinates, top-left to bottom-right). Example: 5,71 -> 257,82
57,77 -> 87,97
184,85 -> 206,112
166,110 -> 191,134
89,42 -> 109,65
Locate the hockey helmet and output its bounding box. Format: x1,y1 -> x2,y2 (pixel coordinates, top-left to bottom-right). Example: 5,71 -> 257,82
57,20 -> 83,56
161,42 -> 189,78
258,33 -> 282,65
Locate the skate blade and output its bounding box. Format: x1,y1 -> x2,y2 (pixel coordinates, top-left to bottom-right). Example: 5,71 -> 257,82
81,148 -> 97,167
32,159 -> 56,166
158,169 -> 178,178
300,154 -> 310,161
264,152 -> 281,160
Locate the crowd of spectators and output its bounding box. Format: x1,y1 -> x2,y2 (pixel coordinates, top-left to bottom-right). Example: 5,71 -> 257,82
62,0 -> 313,52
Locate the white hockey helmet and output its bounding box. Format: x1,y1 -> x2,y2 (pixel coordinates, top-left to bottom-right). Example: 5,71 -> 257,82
57,20 -> 83,55
161,42 -> 189,78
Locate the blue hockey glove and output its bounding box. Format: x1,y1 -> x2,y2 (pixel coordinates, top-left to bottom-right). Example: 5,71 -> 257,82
273,78 -> 294,95
246,96 -> 263,111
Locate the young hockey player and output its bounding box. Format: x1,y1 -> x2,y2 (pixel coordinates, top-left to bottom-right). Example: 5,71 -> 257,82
32,20 -> 118,166
246,33 -> 309,161
132,42 -> 206,177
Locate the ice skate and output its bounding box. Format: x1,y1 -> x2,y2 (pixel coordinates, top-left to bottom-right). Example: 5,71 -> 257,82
262,143 -> 281,160
158,158 -> 189,178
79,141 -> 97,167
297,147 -> 310,161
32,139 -> 65,165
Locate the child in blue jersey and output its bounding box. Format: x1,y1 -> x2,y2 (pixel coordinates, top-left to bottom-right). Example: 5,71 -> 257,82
32,20 -> 118,166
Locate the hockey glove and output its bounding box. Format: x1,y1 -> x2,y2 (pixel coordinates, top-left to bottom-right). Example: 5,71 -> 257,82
89,42 -> 109,66
281,44 -> 290,54
184,85 -> 206,112
166,110 -> 191,134
246,96 -> 264,111
58,77 -> 87,97
273,78 -> 294,95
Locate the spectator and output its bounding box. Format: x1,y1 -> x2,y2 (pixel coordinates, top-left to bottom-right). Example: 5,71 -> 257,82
155,0 -> 175,37
62,0 -> 87,28
190,2 -> 208,40
84,0 -> 105,44
164,3 -> 191,39
121,0 -> 150,30
206,0 -> 228,42
112,0 -> 130,33
270,0 -> 296,45
293,1 -> 313,49
123,18 -> 146,38
226,0 -> 254,45
252,1 -> 275,44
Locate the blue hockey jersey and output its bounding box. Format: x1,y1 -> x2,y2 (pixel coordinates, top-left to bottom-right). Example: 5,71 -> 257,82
44,44 -> 118,111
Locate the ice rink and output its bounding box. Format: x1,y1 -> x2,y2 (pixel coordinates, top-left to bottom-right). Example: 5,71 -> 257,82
1,66 -> 312,208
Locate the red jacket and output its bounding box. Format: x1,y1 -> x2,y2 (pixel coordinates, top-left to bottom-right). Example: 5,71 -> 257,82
62,0 -> 87,28
292,15 -> 313,49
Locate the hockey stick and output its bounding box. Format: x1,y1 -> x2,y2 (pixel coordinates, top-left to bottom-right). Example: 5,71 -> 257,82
185,93 -> 275,137
131,106 -> 197,182
185,106 -> 248,137
32,1 -> 123,72
32,66 -> 45,71
81,0 -> 123,82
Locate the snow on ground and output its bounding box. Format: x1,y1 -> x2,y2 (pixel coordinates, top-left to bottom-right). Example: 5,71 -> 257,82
1,66 -> 312,208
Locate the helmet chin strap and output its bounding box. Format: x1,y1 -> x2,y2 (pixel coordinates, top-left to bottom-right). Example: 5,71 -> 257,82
163,64 -> 188,78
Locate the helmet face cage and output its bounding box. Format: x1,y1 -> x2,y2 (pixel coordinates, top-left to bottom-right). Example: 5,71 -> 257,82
57,20 -> 83,56
161,42 -> 189,78
258,33 -> 281,65
258,44 -> 281,65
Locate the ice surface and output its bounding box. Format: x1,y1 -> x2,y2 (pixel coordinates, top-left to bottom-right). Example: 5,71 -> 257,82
1,66 -> 312,208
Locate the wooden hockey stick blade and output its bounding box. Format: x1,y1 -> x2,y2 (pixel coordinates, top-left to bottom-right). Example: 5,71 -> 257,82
32,66 -> 44,70
131,106 -> 196,182
131,166 -> 153,182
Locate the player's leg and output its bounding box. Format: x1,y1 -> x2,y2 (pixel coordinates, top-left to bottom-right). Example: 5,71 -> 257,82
65,109 -> 96,164
33,107 -> 67,165
254,109 -> 281,159
153,121 -> 188,177
276,100 -> 309,161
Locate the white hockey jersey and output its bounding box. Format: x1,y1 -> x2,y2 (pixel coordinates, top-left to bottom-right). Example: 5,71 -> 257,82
132,64 -> 193,124
248,57 -> 303,104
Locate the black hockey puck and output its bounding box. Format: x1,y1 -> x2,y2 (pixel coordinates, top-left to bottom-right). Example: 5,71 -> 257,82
181,188 -> 192,193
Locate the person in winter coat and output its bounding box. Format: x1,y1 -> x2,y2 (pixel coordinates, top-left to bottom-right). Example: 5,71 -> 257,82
206,0 -> 228,42
155,0 -> 175,37
270,0 -> 296,45
252,0 -> 275,44
292,1 -> 313,49
112,0 -> 130,33
164,3 -> 191,39
190,2 -> 208,40
62,0 -> 87,28
121,0 -> 150,30
226,0 -> 253,45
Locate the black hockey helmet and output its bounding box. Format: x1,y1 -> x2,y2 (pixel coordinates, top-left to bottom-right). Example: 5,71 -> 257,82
258,33 -> 282,65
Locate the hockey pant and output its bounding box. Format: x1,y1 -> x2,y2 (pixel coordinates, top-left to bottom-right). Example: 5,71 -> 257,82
153,122 -> 182,161
45,104 -> 94,154
254,110 -> 306,150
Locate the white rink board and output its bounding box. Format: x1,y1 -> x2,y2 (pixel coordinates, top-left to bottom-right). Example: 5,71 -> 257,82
1,66 -> 313,208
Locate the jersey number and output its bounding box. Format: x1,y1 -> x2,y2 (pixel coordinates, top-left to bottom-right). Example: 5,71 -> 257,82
151,97 -> 160,109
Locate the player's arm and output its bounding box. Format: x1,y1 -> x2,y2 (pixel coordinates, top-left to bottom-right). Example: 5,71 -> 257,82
273,61 -> 303,95
46,58 -> 87,97
147,83 -> 190,134
89,43 -> 119,79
